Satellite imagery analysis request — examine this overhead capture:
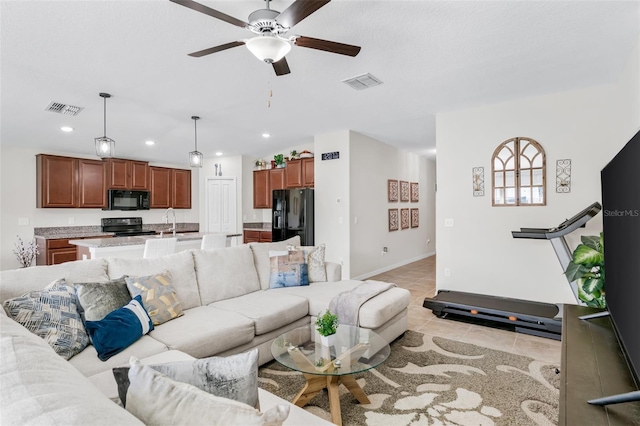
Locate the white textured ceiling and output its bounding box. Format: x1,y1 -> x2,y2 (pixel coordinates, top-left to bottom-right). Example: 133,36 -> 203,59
1,1 -> 638,165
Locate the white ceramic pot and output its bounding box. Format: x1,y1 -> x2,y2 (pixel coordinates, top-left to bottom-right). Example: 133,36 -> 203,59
320,334 -> 336,347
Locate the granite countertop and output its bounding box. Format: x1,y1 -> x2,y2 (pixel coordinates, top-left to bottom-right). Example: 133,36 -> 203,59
243,223 -> 272,232
69,232 -> 241,248
34,223 -> 200,240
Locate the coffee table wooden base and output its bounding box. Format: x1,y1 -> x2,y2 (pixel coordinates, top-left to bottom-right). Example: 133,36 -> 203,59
292,373 -> 370,426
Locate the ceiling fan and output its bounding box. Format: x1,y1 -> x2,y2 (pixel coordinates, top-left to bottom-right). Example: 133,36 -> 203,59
170,0 -> 361,76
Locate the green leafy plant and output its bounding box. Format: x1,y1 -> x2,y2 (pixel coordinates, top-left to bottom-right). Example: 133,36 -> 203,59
290,150 -> 298,159
315,309 -> 339,336
564,233 -> 606,308
274,154 -> 285,166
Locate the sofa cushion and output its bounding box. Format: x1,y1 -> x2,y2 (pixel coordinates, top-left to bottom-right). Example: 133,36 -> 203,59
69,335 -> 169,377
250,236 -> 301,290
0,315 -> 143,425
148,306 -> 255,359
85,296 -> 154,361
192,245 -> 261,305
113,348 -> 260,409
106,251 -> 201,310
269,250 -> 309,288
274,280 -> 411,329
125,270 -> 183,325
0,258 -> 109,303
74,276 -> 131,321
3,278 -> 89,360
210,291 -> 308,335
125,360 -> 289,426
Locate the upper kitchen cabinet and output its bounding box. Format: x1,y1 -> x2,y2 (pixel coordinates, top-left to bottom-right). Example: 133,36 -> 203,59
302,157 -> 314,187
105,158 -> 149,190
285,160 -> 302,188
36,154 -> 107,208
253,170 -> 270,209
150,166 -> 191,209
270,168 -> 285,191
171,168 -> 192,209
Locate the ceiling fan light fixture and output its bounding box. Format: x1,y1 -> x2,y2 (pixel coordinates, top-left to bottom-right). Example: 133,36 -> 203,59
189,115 -> 203,168
246,36 -> 291,63
95,93 -> 115,158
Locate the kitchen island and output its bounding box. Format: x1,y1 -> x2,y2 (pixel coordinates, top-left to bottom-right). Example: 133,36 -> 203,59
70,232 -> 241,260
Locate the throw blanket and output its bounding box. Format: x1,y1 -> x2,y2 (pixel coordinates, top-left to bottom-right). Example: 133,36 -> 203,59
328,280 -> 395,326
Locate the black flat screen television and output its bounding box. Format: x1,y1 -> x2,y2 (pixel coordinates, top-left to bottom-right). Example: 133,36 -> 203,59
594,128 -> 640,405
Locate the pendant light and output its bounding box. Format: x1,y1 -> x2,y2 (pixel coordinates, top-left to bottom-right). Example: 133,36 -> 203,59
95,93 -> 115,158
189,116 -> 203,167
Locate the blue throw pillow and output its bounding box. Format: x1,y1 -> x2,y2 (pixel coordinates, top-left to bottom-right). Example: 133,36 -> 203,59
268,250 -> 309,288
84,295 -> 154,361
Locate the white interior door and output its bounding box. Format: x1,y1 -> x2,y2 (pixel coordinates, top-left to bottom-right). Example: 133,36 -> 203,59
206,177 -> 237,234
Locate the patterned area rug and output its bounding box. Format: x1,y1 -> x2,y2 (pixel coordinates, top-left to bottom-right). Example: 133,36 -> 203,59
258,330 -> 560,426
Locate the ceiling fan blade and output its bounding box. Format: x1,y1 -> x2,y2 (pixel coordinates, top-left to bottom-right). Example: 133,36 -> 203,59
272,57 -> 291,76
188,41 -> 245,57
277,0 -> 331,29
294,36 -> 361,57
170,0 -> 249,29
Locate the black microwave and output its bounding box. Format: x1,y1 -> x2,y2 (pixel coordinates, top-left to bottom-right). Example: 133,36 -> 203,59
106,189 -> 150,211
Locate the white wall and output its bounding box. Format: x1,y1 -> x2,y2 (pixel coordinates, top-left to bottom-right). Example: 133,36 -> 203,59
435,39 -> 640,304
0,146 -> 199,270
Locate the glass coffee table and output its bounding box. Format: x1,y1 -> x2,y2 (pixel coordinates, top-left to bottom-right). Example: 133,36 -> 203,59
271,324 -> 391,426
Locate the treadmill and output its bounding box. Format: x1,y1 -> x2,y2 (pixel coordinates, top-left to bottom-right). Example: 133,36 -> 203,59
423,202 -> 602,340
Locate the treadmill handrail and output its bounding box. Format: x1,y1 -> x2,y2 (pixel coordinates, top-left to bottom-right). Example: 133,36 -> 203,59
512,202 -> 601,240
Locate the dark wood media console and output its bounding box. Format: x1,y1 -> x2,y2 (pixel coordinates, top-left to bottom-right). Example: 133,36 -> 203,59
560,305 -> 640,425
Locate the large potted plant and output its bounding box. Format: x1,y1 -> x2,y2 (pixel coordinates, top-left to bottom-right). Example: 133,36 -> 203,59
564,233 -> 606,308
315,309 -> 339,347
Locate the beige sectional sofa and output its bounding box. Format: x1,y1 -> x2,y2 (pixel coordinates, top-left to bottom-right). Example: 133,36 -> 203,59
0,237 -> 411,425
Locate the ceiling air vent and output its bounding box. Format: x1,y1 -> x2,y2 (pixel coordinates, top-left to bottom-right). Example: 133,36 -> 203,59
45,102 -> 84,116
342,73 -> 383,90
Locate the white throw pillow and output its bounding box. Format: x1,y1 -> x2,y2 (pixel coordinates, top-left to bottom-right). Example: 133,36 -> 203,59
126,358 -> 289,426
292,244 -> 327,282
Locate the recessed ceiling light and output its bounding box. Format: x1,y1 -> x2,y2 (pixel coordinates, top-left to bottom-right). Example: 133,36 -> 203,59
145,140 -> 155,146
215,152 -> 223,156
60,126 -> 74,132
262,133 -> 270,138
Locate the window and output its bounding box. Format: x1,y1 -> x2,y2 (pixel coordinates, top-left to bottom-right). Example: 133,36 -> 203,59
492,137 -> 546,206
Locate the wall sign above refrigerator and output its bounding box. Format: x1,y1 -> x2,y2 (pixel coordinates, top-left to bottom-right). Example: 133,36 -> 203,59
321,151 -> 340,161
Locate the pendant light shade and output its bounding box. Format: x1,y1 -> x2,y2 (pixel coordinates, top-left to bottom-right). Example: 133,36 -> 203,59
95,93 -> 115,158
189,116 -> 203,168
246,35 -> 291,64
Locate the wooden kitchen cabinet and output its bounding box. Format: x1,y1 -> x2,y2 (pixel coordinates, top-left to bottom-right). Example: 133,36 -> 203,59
36,154 -> 107,208
35,237 -> 78,266
270,168 -> 285,191
171,168 -> 192,209
77,159 -> 107,208
150,166 -> 171,208
243,230 -> 272,244
150,166 -> 191,209
253,170 -> 271,209
302,157 -> 314,187
285,159 -> 303,188
105,158 -> 149,190
259,231 -> 272,242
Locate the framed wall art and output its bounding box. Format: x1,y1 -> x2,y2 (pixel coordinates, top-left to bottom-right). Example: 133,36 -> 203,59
388,180 -> 399,202
401,208 -> 409,229
388,208 -> 399,231
472,167 -> 484,197
400,180 -> 410,202
556,159 -> 571,193
411,208 -> 419,228
410,182 -> 419,202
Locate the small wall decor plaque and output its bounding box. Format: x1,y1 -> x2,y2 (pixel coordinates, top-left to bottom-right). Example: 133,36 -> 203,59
410,182 -> 419,202
388,209 -> 399,231
472,167 -> 484,197
411,208 -> 419,228
400,181 -> 410,202
401,208 -> 409,229
388,180 -> 399,202
556,159 -> 571,193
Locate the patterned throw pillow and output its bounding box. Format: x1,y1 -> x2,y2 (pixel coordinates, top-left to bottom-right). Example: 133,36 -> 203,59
3,278 -> 89,360
113,348 -> 260,409
74,276 -> 131,321
125,270 -> 183,326
268,250 -> 309,288
84,295 -> 154,361
294,244 -> 327,282
125,359 -> 289,426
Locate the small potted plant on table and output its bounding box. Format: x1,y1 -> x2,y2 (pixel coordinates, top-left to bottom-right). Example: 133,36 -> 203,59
315,309 -> 339,347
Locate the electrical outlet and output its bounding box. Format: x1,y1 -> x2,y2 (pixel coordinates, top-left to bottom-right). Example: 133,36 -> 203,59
444,268 -> 451,277
68,217 -> 75,225
445,218 -> 454,227
18,217 -> 29,226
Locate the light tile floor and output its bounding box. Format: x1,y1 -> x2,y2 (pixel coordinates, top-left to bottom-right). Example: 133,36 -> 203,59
369,256 -> 561,364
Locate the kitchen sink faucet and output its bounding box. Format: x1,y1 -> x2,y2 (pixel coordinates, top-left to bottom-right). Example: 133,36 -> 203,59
163,207 -> 176,237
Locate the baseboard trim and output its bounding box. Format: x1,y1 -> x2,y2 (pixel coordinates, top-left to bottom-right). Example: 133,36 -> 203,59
351,252 -> 436,281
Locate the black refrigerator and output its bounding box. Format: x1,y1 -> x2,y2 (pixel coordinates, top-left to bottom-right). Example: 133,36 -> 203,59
272,188 -> 314,246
